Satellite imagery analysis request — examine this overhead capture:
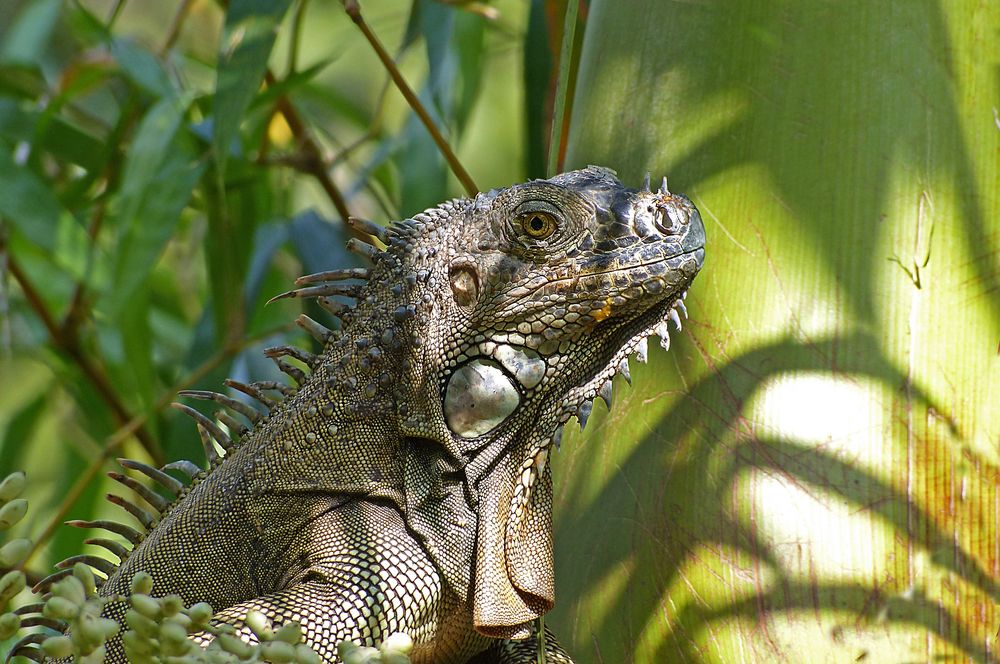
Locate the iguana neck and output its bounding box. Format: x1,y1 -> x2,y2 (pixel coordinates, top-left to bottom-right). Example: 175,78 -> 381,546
240,328 -> 411,499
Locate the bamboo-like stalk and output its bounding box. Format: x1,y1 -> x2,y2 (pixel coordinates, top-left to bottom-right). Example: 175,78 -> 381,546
557,1 -> 1000,661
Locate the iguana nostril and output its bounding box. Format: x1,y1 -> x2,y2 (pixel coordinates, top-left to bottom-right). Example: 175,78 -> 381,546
653,200 -> 691,236
653,212 -> 672,235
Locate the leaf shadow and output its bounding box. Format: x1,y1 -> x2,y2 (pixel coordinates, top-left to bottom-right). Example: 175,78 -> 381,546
552,332 -> 996,663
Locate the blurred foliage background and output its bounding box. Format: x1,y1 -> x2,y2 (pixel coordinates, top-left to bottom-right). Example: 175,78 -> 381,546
0,0 -> 998,662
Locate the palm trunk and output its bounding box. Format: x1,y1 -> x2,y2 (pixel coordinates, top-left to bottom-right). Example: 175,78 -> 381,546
555,1 -> 999,661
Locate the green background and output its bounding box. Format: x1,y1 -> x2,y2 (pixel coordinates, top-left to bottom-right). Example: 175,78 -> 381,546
1,1 -> 997,661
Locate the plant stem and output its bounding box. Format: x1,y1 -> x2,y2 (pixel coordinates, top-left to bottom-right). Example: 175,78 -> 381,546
342,0 -> 479,196
160,0 -> 196,56
547,0 -> 580,177
264,71 -> 353,223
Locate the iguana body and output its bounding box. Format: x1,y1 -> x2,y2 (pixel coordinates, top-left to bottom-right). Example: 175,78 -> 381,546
16,167 -> 704,662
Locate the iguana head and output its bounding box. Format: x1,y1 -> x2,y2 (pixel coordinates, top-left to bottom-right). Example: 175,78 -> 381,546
437,166 -> 704,443
365,166 -> 704,447
292,166 -> 704,638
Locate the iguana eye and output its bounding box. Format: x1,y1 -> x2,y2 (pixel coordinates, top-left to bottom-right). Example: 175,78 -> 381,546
520,212 -> 558,239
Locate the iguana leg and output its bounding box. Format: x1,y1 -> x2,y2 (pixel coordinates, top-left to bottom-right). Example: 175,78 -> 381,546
467,623 -> 576,664
199,499 -> 488,663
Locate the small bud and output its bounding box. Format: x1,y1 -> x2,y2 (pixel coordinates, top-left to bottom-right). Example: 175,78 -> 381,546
124,608 -> 159,639
295,643 -> 322,664
52,574 -> 86,605
275,621 -> 302,644
167,611 -> 192,631
261,640 -> 296,663
161,594 -> 184,616
121,628 -> 153,656
130,571 -> 154,595
43,596 -> 80,621
130,593 -> 161,619
74,612 -> 106,651
245,610 -> 273,641
0,499 -> 28,529
218,632 -> 253,658
187,602 -> 214,627
381,632 -> 414,654
0,538 -> 31,567
42,635 -> 76,659
343,645 -> 379,664
0,472 -> 26,502
97,617 -> 121,641
79,644 -> 107,664
337,640 -> 358,659
207,649 -> 233,664
73,563 -> 98,597
0,612 -> 21,640
0,570 -> 25,605
160,620 -> 190,651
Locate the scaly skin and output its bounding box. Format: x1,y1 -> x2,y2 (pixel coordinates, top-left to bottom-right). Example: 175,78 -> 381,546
19,167 -> 704,663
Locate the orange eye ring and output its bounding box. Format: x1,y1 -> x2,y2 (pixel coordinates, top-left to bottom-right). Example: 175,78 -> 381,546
521,211 -> 558,239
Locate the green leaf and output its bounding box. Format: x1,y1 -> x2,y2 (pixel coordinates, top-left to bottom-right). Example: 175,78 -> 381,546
0,62 -> 46,98
410,1 -> 486,135
110,38 -> 176,98
115,287 -> 158,413
63,0 -> 113,48
288,210 -> 353,276
397,108 -> 447,216
523,0 -> 553,179
0,100 -> 106,172
546,0 -> 579,177
248,60 -> 331,114
0,99 -> 33,140
417,1 -> 457,118
0,148 -> 62,251
0,0 -> 61,65
0,394 -> 45,479
449,8 -> 486,136
213,0 -> 293,172
202,157 -> 274,347
104,96 -> 204,318
244,221 -> 289,309
117,96 -> 188,211
34,114 -> 106,173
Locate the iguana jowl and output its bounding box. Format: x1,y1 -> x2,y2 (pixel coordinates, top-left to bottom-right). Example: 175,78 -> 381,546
20,167 -> 705,662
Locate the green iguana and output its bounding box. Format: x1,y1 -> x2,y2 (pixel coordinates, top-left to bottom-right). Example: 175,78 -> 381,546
10,166 -> 705,663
